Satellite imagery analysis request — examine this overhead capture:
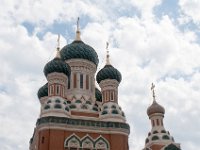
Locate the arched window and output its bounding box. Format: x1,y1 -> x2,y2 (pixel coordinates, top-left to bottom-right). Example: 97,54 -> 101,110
161,130 -> 166,133
69,104 -> 76,109
153,130 -> 158,134
94,137 -> 109,150
102,111 -> 108,115
93,106 -> 98,111
152,136 -> 159,141
65,107 -> 69,111
85,101 -> 91,105
75,100 -> 82,103
54,104 -> 62,109
81,136 -> 94,149
162,135 -> 170,140
81,105 -> 88,110
112,110 -> 119,114
111,105 -> 116,109
64,135 -> 81,149
55,99 -> 61,103
44,105 -> 50,110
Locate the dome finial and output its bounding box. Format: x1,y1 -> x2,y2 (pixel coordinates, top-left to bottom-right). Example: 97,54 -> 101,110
75,17 -> 81,41
106,42 -> 110,65
151,83 -> 156,102
56,34 -> 61,58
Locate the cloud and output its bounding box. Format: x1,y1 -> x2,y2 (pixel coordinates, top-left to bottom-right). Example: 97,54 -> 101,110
179,0 -> 200,24
0,0 -> 199,150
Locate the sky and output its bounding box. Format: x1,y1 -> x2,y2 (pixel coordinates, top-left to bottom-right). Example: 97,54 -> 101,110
0,0 -> 200,149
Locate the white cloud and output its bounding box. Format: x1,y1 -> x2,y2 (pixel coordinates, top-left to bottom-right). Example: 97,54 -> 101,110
0,0 -> 199,150
130,0 -> 162,18
179,0 -> 200,24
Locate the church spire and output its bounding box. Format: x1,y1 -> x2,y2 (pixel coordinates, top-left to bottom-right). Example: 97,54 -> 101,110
106,42 -> 110,65
56,34 -> 61,58
75,17 -> 81,41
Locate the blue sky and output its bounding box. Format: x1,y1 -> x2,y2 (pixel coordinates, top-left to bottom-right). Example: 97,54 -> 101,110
0,0 -> 200,150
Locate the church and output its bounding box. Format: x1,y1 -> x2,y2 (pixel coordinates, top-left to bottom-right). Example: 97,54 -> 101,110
29,20 -> 181,150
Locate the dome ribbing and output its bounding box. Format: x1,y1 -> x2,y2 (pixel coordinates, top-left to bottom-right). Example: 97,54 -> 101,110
96,65 -> 122,84
60,41 -> 99,66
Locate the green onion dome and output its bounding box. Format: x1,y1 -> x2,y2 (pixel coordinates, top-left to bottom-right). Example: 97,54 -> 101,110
95,88 -> 102,102
60,41 -> 99,66
147,100 -> 165,116
96,64 -> 122,84
43,57 -> 71,77
37,83 -> 48,99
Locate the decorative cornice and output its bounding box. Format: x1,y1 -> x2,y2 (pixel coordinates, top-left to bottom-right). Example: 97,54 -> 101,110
36,116 -> 130,134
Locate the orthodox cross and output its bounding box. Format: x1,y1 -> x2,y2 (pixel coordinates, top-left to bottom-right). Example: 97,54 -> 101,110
151,83 -> 156,101
106,42 -> 110,65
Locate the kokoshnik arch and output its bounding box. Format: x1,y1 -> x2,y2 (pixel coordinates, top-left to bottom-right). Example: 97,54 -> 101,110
29,19 -> 181,150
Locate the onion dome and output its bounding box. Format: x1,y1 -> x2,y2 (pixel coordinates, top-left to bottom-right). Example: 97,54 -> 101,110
60,41 -> 99,66
43,57 -> 71,77
60,18 -> 99,66
96,42 -> 122,84
96,64 -> 122,84
95,88 -> 102,102
147,100 -> 165,116
37,83 -> 48,99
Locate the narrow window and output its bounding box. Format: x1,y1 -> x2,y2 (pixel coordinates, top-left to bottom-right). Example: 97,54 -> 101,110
152,120 -> 155,127
80,74 -> 83,89
106,91 -> 109,101
157,119 -> 160,126
68,78 -> 70,89
103,91 -> 105,102
111,91 -> 114,101
161,119 -> 163,126
86,75 -> 89,89
73,73 -> 77,88
62,88 -> 65,97
50,85 -> 53,95
90,77 -> 93,92
41,136 -> 45,144
56,85 -> 59,95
